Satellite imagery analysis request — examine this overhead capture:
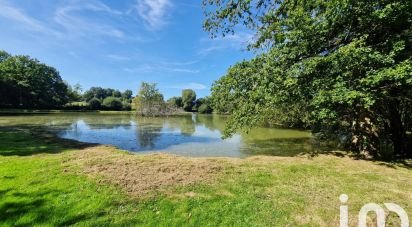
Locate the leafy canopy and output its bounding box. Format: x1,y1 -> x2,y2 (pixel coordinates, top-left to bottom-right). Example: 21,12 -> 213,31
0,51 -> 68,108
134,82 -> 166,116
182,89 -> 197,112
204,0 -> 412,158
102,97 -> 123,110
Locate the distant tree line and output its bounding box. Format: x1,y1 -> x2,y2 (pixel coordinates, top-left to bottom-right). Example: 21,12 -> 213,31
0,50 -> 213,114
79,87 -> 133,111
167,89 -> 213,114
0,50 -> 133,110
134,82 -> 214,116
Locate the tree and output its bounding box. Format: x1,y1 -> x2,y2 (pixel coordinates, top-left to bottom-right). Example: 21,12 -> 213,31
196,96 -> 213,114
83,87 -> 107,102
134,82 -> 166,116
193,97 -> 214,113
0,52 -> 68,108
204,0 -> 412,158
122,90 -> 133,100
167,96 -> 183,108
66,83 -> 83,102
112,90 -> 122,98
102,97 -> 123,110
182,89 -> 196,112
0,51 -> 10,62
199,103 -> 213,114
88,98 -> 101,110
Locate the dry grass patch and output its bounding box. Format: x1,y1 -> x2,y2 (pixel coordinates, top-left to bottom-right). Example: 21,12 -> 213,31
66,146 -> 230,197
63,146 -> 411,226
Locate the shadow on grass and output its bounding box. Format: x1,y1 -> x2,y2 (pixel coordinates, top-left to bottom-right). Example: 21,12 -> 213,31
0,126 -> 97,156
241,137 -> 342,157
243,137 -> 412,170
0,189 -> 92,226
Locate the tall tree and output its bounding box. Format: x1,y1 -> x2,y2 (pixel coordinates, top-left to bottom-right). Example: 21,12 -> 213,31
167,96 -> 183,108
122,90 -> 133,100
134,82 -> 165,116
0,53 -> 68,108
182,89 -> 196,112
66,83 -> 83,102
204,0 -> 412,158
0,51 -> 10,62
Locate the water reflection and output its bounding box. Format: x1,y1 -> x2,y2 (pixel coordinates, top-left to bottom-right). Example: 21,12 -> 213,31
0,113 -> 334,157
135,122 -> 163,149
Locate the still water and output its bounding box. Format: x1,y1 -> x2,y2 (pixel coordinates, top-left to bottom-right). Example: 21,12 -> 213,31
0,113 -> 331,157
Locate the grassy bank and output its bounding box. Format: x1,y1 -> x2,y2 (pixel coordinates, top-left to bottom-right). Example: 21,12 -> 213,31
0,109 -> 136,116
0,109 -> 197,117
0,130 -> 410,226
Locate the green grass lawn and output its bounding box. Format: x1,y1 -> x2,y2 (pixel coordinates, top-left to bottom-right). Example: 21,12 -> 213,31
0,130 -> 411,226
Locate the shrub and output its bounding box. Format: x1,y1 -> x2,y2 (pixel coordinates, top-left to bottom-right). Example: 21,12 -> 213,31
88,98 -> 101,110
102,97 -> 122,110
198,104 -> 213,114
122,100 -> 131,111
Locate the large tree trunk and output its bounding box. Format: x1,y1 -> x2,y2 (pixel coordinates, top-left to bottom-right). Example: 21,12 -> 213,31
351,111 -> 380,158
388,101 -> 408,158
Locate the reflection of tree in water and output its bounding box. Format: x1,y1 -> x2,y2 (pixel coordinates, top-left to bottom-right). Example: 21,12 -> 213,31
241,137 -> 337,157
179,116 -> 196,136
135,119 -> 163,149
81,115 -> 133,130
195,114 -> 227,132
161,115 -> 197,136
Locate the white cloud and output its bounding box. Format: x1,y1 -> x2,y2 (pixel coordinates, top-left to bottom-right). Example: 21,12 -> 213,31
0,0 -> 130,40
106,54 -> 131,61
68,51 -> 79,58
123,64 -> 199,74
133,0 -> 172,29
123,65 -> 154,73
55,0 -> 122,17
0,1 -> 46,32
198,45 -> 226,56
198,31 -> 255,56
54,0 -> 125,39
166,68 -> 199,73
122,59 -> 201,74
166,83 -> 208,90
165,60 -> 198,66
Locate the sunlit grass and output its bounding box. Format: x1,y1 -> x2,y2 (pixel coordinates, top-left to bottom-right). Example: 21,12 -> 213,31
0,130 -> 410,226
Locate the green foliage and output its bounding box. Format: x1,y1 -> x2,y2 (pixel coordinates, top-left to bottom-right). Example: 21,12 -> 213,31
167,96 -> 183,108
88,98 -> 101,110
182,89 -> 196,112
102,97 -> 123,110
122,90 -> 133,100
198,104 -> 213,114
134,82 -> 166,116
0,50 -> 11,62
66,83 -> 83,102
82,87 -> 132,111
83,87 -> 110,102
194,96 -> 214,114
0,51 -> 68,108
112,90 -> 122,98
204,0 -> 412,158
121,100 -> 131,111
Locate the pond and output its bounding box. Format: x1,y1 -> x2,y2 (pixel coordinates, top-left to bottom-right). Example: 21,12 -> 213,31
0,113 -> 334,158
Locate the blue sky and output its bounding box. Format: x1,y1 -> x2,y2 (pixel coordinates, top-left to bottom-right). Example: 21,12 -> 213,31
0,0 -> 254,98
